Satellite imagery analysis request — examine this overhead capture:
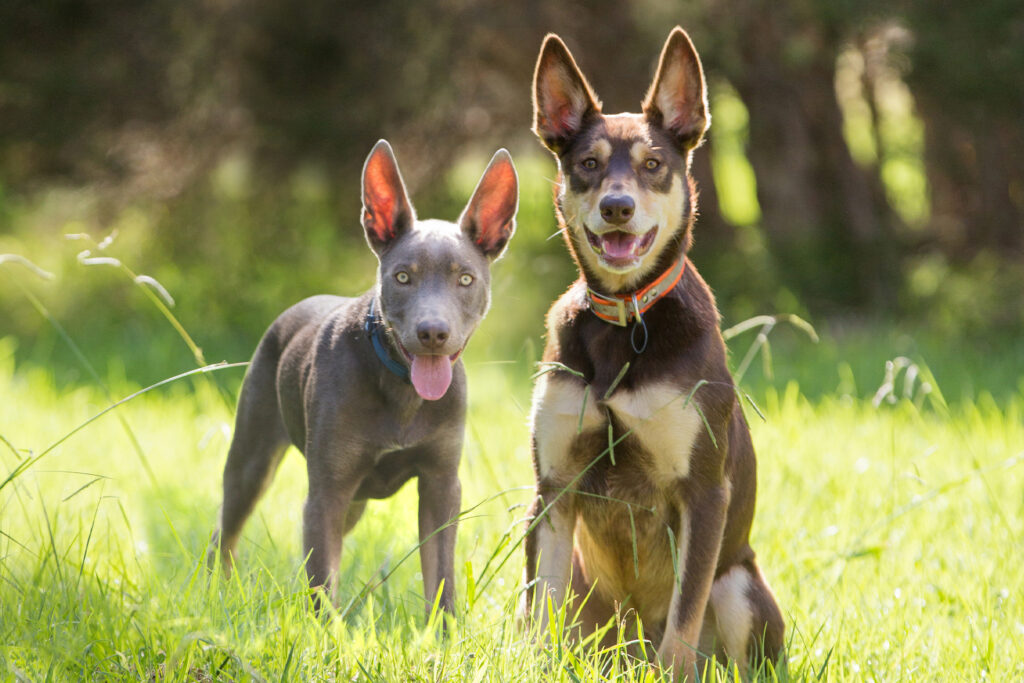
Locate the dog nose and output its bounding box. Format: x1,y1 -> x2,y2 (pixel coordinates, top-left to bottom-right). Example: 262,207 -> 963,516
599,194 -> 635,225
416,320 -> 450,349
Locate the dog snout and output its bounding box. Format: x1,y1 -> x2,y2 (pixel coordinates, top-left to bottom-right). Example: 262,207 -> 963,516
416,319 -> 450,350
599,194 -> 635,225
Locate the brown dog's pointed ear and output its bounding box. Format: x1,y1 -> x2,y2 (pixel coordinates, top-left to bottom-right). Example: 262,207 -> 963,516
642,27 -> 710,150
459,149 -> 518,261
361,139 -> 415,254
532,34 -> 601,154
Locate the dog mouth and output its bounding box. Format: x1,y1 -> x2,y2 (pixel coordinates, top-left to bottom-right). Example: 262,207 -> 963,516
583,225 -> 658,268
396,341 -> 463,401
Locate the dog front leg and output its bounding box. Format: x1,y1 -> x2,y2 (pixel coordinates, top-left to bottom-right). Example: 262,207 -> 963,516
303,475 -> 360,611
417,463 -> 461,619
659,483 -> 728,681
524,484 -> 576,630
303,425 -> 366,611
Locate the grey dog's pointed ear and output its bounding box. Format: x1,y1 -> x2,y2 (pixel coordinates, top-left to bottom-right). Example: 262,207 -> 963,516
642,27 -> 710,150
459,149 -> 518,261
532,34 -> 601,154
361,140 -> 415,254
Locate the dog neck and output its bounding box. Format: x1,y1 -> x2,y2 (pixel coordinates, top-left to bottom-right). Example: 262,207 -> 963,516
364,297 -> 411,382
585,255 -> 687,326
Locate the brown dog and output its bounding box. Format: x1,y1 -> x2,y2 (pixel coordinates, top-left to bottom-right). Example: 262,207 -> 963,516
522,27 -> 785,679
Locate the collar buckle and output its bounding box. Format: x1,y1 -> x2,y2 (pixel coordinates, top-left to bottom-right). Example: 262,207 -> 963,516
585,288 -> 631,326
613,298 -> 629,326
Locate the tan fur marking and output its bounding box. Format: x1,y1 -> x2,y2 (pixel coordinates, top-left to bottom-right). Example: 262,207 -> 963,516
655,492 -> 702,679
662,509 -> 690,616
564,173 -> 686,292
604,381 -> 702,480
575,507 -> 681,623
710,565 -> 754,664
629,173 -> 685,280
529,375 -> 603,630
659,606 -> 702,680
590,138 -> 612,164
629,141 -> 651,166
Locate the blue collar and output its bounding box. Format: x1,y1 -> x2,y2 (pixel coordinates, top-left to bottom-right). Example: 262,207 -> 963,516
364,298 -> 411,382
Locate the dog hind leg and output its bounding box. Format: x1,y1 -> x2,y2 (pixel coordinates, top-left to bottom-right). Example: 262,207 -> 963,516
709,560 -> 785,674
209,344 -> 290,574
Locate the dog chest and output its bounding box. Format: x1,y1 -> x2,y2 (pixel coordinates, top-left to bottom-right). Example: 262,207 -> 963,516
602,382 -> 704,480
531,373 -> 706,620
354,448 -> 421,500
532,374 -> 704,483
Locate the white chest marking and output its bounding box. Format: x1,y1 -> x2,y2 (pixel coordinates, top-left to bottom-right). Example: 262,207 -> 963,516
603,382 -> 703,480
532,376 -> 704,481
530,373 -> 603,479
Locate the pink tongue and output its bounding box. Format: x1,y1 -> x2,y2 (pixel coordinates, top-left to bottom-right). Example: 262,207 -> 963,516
410,355 -> 453,400
602,232 -> 639,259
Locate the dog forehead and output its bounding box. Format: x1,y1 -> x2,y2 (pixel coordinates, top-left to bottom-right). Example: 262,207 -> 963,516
603,113 -> 650,138
413,218 -> 462,241
573,114 -> 681,163
572,115 -> 644,154
384,219 -> 482,269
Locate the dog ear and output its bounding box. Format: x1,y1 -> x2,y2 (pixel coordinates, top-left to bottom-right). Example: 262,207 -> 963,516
642,27 -> 710,150
361,139 -> 415,253
532,34 -> 601,154
459,149 -> 518,261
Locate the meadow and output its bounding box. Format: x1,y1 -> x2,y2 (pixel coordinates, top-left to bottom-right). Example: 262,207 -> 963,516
2,303 -> 1023,681
3,3 -> 1022,678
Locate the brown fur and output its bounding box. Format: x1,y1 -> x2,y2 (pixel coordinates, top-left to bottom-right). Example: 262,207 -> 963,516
523,28 -> 785,679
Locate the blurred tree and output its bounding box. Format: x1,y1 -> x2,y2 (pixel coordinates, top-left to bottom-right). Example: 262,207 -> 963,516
692,0 -> 905,311
899,0 -> 1024,259
2,0 -> 1022,385
0,0 -> 243,196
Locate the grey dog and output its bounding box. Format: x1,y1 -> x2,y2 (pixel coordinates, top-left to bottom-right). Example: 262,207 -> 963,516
209,140 -> 518,615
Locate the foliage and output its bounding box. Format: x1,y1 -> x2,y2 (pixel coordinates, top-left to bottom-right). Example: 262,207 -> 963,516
2,0 -> 1022,356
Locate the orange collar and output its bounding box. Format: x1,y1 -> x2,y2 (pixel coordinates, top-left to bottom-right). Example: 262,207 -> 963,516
586,257 -> 686,326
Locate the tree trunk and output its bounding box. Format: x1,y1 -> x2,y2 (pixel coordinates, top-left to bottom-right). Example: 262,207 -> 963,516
717,6 -> 901,311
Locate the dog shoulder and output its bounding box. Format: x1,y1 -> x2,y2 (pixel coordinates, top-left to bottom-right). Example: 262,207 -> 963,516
540,280 -> 590,362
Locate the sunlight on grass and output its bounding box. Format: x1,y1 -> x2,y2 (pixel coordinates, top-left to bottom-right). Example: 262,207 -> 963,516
2,337 -> 1022,679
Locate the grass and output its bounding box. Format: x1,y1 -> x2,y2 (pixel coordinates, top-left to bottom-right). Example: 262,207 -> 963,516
1,234 -> 1022,681
2,321 -> 1023,681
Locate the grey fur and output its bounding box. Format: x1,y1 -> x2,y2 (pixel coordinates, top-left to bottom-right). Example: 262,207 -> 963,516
209,140 -> 517,617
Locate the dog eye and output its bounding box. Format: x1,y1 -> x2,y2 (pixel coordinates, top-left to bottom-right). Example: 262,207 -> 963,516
458,273 -> 474,286
581,158 -> 598,170
395,271 -> 410,284
644,159 -> 661,171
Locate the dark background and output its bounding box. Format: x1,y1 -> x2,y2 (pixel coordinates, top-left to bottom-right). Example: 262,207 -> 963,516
1,0 -> 1022,397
